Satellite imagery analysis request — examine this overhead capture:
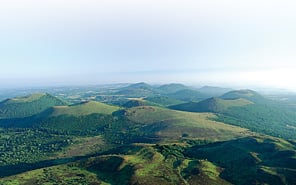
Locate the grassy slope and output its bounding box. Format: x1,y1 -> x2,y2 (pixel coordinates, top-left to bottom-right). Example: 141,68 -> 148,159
170,95 -> 296,140
18,103 -> 247,143
0,131 -> 295,185
220,89 -> 266,103
1,90 -> 295,184
7,136 -> 293,185
31,101 -> 121,135
217,98 -> 253,107
122,99 -> 160,108
124,106 -> 248,141
215,104 -> 296,140
144,96 -> 185,107
8,93 -> 46,103
0,145 -> 234,185
0,164 -> 107,185
170,97 -> 253,112
50,101 -> 119,117
115,83 -> 157,97
185,135 -> 296,185
53,136 -> 108,159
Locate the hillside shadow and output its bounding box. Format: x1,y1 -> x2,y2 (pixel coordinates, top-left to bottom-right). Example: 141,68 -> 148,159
184,137 -> 296,185
0,144 -> 141,178
0,155 -> 89,178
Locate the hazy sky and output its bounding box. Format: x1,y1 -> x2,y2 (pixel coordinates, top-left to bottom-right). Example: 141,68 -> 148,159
1,0 -> 296,90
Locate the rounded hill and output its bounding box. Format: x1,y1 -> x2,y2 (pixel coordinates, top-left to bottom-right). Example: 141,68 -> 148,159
49,101 -> 120,117
170,97 -> 253,113
0,93 -> 66,119
220,89 -> 265,103
123,106 -> 247,141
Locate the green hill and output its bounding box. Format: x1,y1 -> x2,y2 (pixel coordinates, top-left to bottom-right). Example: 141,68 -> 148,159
0,145 -> 232,185
1,86 -> 296,185
2,135 -> 295,185
124,82 -> 153,89
123,106 -> 247,141
215,103 -> 296,140
185,135 -> 296,185
0,93 -> 66,119
167,89 -> 209,102
156,83 -> 190,94
170,97 -> 253,113
122,99 -> 147,108
170,95 -> 296,140
49,101 -> 119,117
115,82 -> 157,97
218,90 -> 296,139
16,102 -> 247,141
144,96 -> 185,106
220,89 -> 266,103
122,99 -> 161,108
35,101 -> 120,135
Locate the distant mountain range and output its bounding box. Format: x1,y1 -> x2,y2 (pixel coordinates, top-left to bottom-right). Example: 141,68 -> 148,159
114,82 -> 230,102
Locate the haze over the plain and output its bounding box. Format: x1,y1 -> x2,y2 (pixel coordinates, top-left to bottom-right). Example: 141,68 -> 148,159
1,0 -> 296,90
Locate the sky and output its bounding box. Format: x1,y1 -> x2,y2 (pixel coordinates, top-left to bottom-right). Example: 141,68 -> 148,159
1,0 -> 296,90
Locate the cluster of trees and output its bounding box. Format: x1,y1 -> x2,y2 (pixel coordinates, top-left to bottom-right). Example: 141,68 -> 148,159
39,113 -> 114,136
0,128 -> 71,165
0,94 -> 66,119
155,144 -> 185,158
215,104 -> 296,140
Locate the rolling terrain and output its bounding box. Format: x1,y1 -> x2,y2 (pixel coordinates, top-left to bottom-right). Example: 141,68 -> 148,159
170,90 -> 296,140
1,136 -> 295,185
0,83 -> 295,185
123,106 -> 247,141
